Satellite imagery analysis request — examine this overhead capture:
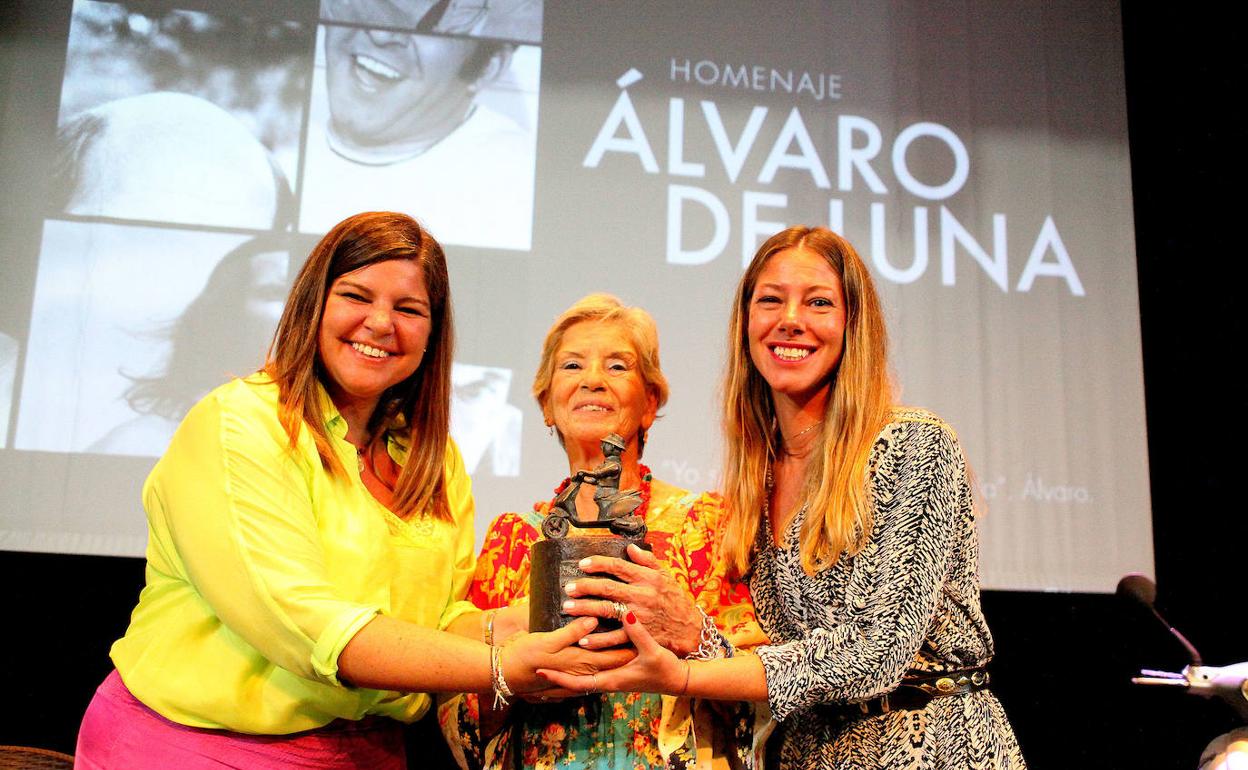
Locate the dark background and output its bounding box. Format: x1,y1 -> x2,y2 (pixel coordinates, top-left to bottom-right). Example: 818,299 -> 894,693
2,3 -> 1245,767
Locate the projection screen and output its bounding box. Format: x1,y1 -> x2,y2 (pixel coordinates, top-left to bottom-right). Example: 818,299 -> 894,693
0,0 -> 1150,593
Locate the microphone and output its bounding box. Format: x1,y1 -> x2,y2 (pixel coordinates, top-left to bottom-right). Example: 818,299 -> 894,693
1119,573 -> 1248,721
1116,572 -> 1156,608
1116,572 -> 1203,667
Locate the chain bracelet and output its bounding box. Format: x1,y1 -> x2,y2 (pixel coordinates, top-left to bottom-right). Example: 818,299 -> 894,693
684,606 -> 735,660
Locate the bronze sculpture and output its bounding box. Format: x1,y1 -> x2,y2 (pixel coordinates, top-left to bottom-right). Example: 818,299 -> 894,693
529,434 -> 649,632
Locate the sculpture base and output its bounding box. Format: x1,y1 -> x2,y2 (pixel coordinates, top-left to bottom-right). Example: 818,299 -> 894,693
529,536 -> 650,633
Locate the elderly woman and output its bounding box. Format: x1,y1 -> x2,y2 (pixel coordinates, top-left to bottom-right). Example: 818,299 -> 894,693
440,294 -> 765,770
74,214 -> 627,769
539,230 -> 1025,769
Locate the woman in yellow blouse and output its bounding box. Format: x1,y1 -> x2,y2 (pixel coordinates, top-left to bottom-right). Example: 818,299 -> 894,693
439,294 -> 766,770
74,213 -> 628,769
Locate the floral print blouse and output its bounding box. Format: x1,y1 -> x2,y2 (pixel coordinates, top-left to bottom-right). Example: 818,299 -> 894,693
438,477 -> 767,770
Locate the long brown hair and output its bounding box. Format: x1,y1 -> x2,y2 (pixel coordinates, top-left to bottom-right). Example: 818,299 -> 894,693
266,211 -> 455,520
721,226 -> 894,576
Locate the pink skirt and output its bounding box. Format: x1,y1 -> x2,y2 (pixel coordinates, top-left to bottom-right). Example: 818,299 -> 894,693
75,670 -> 405,769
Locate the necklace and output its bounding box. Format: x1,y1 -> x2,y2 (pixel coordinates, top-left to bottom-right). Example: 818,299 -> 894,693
780,420 -> 822,458
761,462 -> 808,548
782,419 -> 822,445
548,464 -> 653,520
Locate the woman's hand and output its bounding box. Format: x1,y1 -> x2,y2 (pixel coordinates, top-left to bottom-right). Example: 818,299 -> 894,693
501,617 -> 635,694
563,543 -> 702,655
537,610 -> 688,696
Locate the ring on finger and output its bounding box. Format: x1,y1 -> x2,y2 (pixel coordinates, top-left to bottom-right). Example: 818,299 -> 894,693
609,600 -> 628,621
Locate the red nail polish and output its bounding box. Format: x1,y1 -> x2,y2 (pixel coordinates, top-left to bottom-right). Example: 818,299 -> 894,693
626,612 -> 637,624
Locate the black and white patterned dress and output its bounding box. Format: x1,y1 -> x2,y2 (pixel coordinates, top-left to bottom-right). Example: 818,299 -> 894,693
750,408 -> 1026,769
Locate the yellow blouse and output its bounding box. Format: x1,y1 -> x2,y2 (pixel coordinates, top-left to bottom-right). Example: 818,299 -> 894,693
109,376 -> 477,735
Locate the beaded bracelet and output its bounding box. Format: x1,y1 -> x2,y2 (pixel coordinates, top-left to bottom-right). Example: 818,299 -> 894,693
685,606 -> 735,660
490,645 -> 514,709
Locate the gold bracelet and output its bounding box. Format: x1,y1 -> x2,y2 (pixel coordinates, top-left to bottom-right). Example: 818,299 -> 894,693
484,608 -> 499,646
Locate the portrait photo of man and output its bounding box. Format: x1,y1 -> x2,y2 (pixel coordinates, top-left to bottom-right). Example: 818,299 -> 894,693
299,0 -> 543,250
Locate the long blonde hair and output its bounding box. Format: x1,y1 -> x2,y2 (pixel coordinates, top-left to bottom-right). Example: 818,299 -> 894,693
266,212 -> 455,521
721,226 -> 894,576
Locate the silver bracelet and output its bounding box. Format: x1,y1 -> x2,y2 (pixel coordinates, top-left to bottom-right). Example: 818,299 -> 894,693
490,645 -> 514,708
684,606 -> 735,660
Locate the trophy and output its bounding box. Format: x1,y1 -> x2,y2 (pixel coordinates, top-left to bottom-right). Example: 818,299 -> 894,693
528,434 -> 649,632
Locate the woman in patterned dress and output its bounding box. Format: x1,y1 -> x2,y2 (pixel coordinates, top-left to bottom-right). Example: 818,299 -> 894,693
439,293 -> 766,770
540,229 -> 1027,769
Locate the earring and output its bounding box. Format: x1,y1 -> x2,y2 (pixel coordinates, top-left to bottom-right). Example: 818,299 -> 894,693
547,425 -> 555,437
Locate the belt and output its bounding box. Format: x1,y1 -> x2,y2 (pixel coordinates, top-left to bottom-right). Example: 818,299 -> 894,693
821,667 -> 991,723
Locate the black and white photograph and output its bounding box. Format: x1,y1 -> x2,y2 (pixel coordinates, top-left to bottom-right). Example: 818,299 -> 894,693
298,0 -> 542,248
51,0 -> 311,230
451,361 -> 523,478
14,221 -> 292,457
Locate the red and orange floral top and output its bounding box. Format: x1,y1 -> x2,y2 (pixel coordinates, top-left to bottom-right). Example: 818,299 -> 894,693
438,476 -> 766,770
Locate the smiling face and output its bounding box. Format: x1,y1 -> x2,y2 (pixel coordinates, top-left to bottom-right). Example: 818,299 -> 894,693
323,23 -> 483,157
317,258 -> 431,427
747,247 -> 848,410
543,320 -> 658,464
